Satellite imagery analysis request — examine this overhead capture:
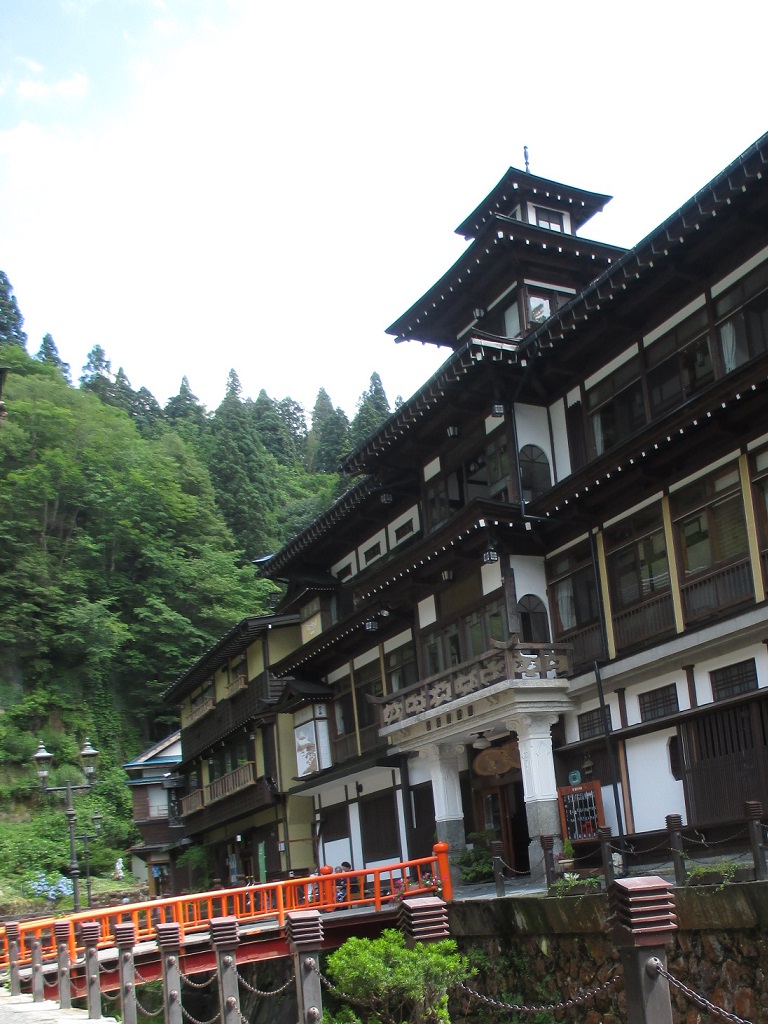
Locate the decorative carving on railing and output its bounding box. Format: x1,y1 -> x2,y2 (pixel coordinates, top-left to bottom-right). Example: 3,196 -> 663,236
379,639 -> 572,727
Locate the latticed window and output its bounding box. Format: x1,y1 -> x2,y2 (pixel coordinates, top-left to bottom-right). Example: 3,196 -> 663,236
605,505 -> 669,610
519,444 -> 551,502
710,659 -> 758,701
671,464 -> 748,575
639,684 -> 679,722
578,706 -> 612,741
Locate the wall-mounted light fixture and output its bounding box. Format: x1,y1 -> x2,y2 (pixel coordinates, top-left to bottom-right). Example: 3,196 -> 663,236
446,425 -> 459,438
363,619 -> 379,633
482,548 -> 499,564
581,752 -> 594,778
441,569 -> 455,582
380,492 -> 394,505
491,403 -> 505,417
473,308 -> 486,320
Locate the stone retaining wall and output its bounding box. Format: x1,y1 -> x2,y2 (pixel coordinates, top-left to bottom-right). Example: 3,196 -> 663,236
447,881 -> 768,1023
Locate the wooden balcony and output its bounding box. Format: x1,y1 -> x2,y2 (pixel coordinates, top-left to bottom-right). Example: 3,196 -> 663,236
181,788 -> 205,816
224,672 -> 248,698
681,558 -> 753,624
182,696 -> 215,728
181,763 -> 279,820
613,591 -> 676,652
379,639 -> 573,728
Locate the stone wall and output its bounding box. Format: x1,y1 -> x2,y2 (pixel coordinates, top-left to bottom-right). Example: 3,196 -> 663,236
447,881 -> 768,1023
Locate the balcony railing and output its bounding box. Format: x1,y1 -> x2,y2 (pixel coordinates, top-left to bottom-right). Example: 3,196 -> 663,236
224,672 -> 248,698
206,761 -> 259,804
181,788 -> 205,816
378,639 -> 572,728
182,696 -> 215,728
681,558 -> 753,623
613,591 -> 676,652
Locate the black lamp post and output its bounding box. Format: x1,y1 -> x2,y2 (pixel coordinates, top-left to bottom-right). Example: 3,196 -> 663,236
77,812 -> 103,909
33,738 -> 99,912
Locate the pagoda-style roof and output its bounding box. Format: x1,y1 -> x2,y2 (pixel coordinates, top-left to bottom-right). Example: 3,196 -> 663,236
386,216 -> 625,346
455,166 -> 613,239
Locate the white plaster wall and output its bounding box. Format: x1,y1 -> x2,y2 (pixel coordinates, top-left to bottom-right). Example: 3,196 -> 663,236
549,398 -> 570,482
625,729 -> 686,829
509,555 -> 548,607
481,559 -> 502,595
563,693 -> 620,745
515,403 -> 553,461
418,596 -> 437,628
689,642 -> 768,707
600,782 -> 624,836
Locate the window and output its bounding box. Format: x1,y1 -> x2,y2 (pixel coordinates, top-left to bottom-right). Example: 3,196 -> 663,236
421,597 -> 509,671
639,684 -> 679,722
548,542 -> 599,637
385,644 -> 418,692
364,542 -> 381,564
710,659 -> 758,701
336,562 -> 353,580
464,599 -> 508,658
394,519 -> 414,542
426,470 -> 463,530
715,260 -> 768,372
322,804 -> 350,842
578,706 -> 612,741
605,507 -> 669,610
354,660 -> 382,730
519,444 -> 551,502
671,466 -> 748,576
535,207 -> 564,232
586,356 -> 645,455
333,677 -> 355,736
518,594 -> 550,642
645,307 -> 712,416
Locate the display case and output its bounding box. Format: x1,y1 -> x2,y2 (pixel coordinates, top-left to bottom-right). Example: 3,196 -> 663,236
557,781 -> 605,842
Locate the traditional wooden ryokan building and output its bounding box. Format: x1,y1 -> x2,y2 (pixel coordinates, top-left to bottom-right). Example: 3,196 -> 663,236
164,133 -> 768,885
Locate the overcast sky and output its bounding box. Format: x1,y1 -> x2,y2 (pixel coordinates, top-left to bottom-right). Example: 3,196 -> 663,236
1,0 -> 766,420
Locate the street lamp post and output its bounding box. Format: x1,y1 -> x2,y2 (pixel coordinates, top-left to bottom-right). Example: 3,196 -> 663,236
77,812 -> 103,909
33,738 -> 99,913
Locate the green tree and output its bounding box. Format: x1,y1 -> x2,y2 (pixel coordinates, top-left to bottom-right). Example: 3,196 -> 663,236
350,372 -> 390,449
35,334 -> 71,383
79,345 -> 114,402
0,271 -> 28,349
324,929 -> 469,1024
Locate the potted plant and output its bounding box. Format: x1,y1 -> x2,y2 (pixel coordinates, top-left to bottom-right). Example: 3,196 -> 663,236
558,838 -> 575,872
549,872 -> 601,898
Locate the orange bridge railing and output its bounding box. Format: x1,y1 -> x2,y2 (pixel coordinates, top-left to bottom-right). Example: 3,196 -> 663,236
0,842 -> 452,970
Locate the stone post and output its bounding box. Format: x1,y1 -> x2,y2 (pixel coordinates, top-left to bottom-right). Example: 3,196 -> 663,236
209,918 -> 241,1024
665,814 -> 687,887
114,922 -> 137,1024
156,922 -> 183,1024
54,920 -> 73,1010
540,835 -> 556,888
285,911 -> 324,1024
420,745 -> 466,859
25,934 -> 44,1003
80,921 -> 102,1020
510,713 -> 561,884
5,921 -> 21,996
609,876 -> 677,1024
599,825 -> 615,886
745,800 -> 767,880
490,840 -> 505,897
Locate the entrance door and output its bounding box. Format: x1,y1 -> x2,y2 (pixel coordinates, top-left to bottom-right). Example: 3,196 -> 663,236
476,780 -> 529,873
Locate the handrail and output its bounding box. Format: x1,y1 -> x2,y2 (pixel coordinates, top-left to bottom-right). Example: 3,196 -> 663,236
0,843 -> 452,971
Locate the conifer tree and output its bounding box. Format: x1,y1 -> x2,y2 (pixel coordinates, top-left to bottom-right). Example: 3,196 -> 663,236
0,271 -> 28,349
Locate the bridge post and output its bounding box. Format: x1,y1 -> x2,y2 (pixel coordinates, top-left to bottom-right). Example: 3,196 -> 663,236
432,843 -> 453,902
599,826 -> 615,886
54,920 -> 73,1009
286,910 -> 324,1024
665,814 -> 687,887
609,876 -> 677,1024
5,922 -> 21,996
209,917 -> 241,1024
25,933 -> 44,1003
114,922 -> 138,1024
80,921 -> 103,1019
745,800 -> 767,880
156,922 -> 183,1024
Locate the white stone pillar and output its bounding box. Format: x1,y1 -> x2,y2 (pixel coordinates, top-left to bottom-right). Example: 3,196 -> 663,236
507,713 -> 561,883
419,743 -> 466,855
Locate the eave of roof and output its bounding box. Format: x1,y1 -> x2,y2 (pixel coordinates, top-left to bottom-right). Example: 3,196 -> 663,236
386,216 -> 625,343
163,613 -> 301,702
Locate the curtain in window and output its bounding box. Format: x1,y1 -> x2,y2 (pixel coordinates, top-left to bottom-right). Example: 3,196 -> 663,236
719,319 -> 739,372
555,578 -> 576,632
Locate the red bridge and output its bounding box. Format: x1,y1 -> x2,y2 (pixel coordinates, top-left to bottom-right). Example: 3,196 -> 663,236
1,844 -> 452,996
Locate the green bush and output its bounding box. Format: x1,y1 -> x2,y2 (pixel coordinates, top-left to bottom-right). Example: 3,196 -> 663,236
456,831 -> 495,883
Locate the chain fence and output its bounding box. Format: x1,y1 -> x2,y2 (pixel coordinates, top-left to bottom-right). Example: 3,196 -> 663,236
653,958 -> 754,1024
